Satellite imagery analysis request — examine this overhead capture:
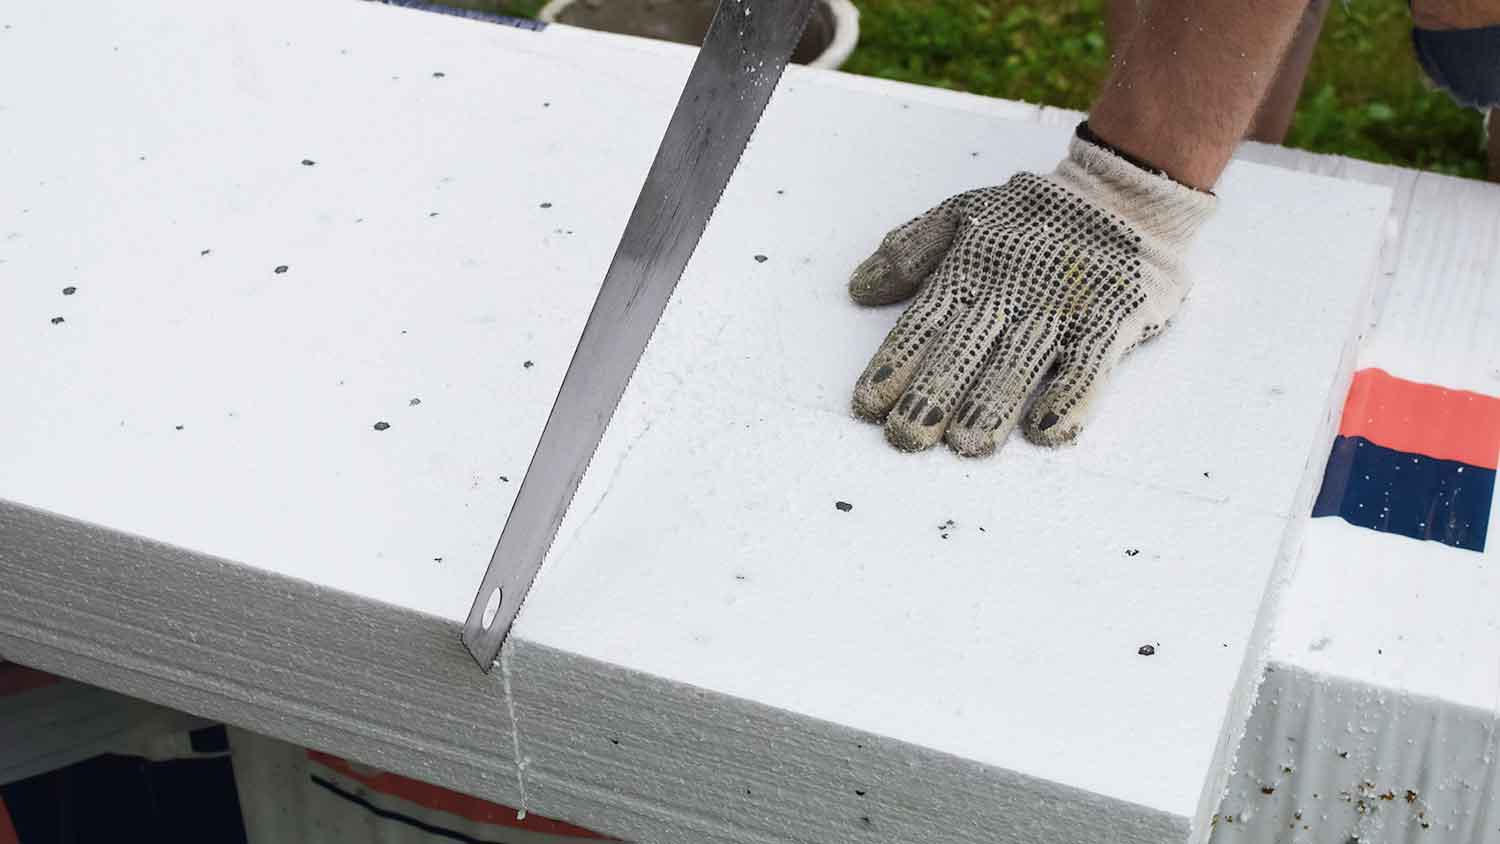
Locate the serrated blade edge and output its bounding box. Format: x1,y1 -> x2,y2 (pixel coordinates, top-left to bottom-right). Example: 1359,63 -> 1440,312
462,0 -> 815,670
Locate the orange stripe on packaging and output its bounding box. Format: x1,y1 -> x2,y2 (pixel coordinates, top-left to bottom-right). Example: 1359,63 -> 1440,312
1337,368 -> 1500,470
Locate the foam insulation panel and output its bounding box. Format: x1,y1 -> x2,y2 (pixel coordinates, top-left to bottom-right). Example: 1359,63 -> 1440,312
0,1 -> 1394,842
1208,159 -> 1500,844
504,69 -> 1389,844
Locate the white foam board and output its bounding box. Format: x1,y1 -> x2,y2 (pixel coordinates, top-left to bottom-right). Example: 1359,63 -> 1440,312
0,0 -> 675,808
1210,168 -> 1500,844
506,47 -> 1391,844
0,0 -> 1393,841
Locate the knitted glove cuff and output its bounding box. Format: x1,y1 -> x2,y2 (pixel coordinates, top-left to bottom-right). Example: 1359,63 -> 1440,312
1048,131 -> 1217,259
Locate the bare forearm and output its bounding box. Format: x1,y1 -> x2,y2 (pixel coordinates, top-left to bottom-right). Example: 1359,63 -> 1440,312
1088,1 -> 1310,190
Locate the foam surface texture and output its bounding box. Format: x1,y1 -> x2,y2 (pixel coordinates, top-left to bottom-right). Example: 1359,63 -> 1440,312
0,2 -> 1394,842
1212,155 -> 1500,844
512,29 -> 1389,843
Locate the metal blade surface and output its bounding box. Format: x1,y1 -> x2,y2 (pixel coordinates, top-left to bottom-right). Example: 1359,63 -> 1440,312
463,0 -> 815,669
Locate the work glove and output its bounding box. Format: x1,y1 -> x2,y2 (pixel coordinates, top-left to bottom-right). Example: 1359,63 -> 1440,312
848,130 -> 1216,456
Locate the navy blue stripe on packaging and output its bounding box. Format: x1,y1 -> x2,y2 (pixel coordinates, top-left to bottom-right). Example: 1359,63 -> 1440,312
1312,435 -> 1494,552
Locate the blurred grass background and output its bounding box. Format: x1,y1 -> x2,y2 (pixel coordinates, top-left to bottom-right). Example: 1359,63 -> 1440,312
491,0 -> 1489,178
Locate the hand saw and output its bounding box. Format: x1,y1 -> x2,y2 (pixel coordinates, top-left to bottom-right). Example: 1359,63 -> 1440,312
462,0 -> 815,670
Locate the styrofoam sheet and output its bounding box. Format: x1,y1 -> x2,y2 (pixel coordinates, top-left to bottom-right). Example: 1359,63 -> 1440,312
1209,162 -> 1500,843
0,1 -> 1395,842
507,53 -> 1391,844
1213,525 -> 1500,844
0,0 -> 686,812
0,0 -> 674,623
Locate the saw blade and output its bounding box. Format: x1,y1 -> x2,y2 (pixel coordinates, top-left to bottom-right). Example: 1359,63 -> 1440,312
463,0 -> 815,670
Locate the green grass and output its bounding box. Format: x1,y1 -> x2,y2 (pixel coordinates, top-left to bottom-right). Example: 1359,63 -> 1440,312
844,0 -> 1488,178
476,0 -> 1486,177
845,0 -> 1115,109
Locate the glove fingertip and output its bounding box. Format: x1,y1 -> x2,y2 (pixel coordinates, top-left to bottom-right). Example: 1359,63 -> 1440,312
1022,408 -> 1087,447
850,390 -> 887,423
945,425 -> 998,458
883,401 -> 946,452
848,251 -> 903,306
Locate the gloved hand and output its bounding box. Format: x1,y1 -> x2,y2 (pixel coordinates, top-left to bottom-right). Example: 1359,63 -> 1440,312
848,129 -> 1216,456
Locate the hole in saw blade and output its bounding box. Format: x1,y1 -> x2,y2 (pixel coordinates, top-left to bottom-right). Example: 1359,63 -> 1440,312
480,586 -> 504,630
